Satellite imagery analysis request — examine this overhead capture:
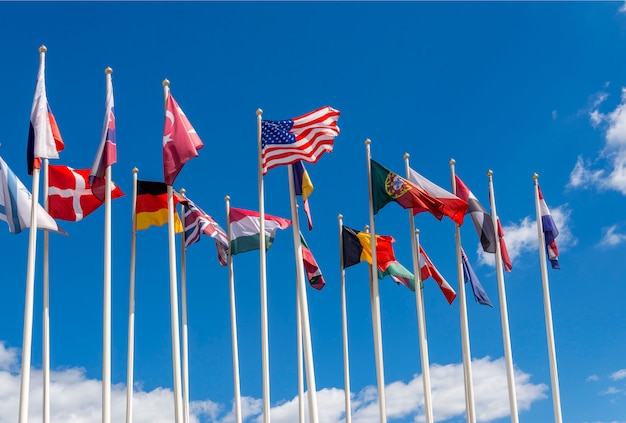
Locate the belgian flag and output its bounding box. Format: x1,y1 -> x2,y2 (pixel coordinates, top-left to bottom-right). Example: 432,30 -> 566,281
136,180 -> 184,232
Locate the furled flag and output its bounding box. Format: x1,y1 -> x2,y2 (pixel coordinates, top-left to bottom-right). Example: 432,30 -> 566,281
301,232 -> 325,290
27,50 -> 64,175
455,175 -> 512,272
229,207 -> 291,255
419,245 -> 457,304
183,198 -> 229,266
461,248 -> 493,307
293,160 -> 314,230
89,70 -> 117,201
136,180 -> 184,232
341,225 -> 415,289
162,93 -> 204,186
408,167 -> 468,225
370,159 -> 444,216
261,106 -> 340,175
48,165 -> 124,221
0,156 -> 65,235
538,185 -> 560,269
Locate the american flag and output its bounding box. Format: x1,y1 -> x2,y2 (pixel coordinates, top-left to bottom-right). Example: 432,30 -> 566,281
183,198 -> 229,266
261,106 -> 340,175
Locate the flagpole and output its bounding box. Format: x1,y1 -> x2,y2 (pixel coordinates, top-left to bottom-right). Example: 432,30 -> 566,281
287,164 -> 320,423
296,281 -> 305,423
450,159 -> 476,423
365,140 -> 388,423
338,215 -> 352,423
487,170 -> 519,423
126,168 -> 138,423
225,196 -> 243,423
18,44 -> 46,423
257,108 -> 271,423
180,189 -> 190,423
163,79 -> 184,423
533,174 -> 563,423
404,154 -> 433,423
42,158 -> 50,423
102,67 -> 114,423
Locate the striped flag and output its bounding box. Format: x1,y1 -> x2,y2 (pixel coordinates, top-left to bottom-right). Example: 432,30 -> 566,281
136,180 -> 184,232
538,185 -> 560,269
461,248 -> 493,307
301,232 -> 325,290
408,167 -> 468,225
293,161 -> 314,230
229,207 -> 291,255
183,198 -> 229,266
419,245 -> 456,305
261,106 -> 340,175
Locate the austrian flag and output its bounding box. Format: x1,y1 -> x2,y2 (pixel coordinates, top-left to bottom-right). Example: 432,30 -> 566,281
48,165 -> 124,221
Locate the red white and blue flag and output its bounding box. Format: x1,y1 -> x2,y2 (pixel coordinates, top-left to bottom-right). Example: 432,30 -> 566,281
27,52 -> 64,175
89,72 -> 117,201
261,106 -> 340,175
538,185 -> 560,269
183,198 -> 229,266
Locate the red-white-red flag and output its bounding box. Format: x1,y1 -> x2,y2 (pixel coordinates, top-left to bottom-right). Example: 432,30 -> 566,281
419,245 -> 457,305
162,94 -> 204,186
48,165 -> 124,221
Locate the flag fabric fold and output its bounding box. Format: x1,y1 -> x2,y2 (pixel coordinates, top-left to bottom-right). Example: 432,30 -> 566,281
419,246 -> 457,304
538,185 -> 560,269
261,106 -> 340,175
27,54 -> 64,175
183,198 -> 229,266
48,165 -> 124,221
89,72 -> 117,201
229,207 -> 291,255
455,175 -> 512,271
408,167 -> 467,225
293,160 -> 314,230
136,180 -> 184,232
301,233 -> 325,290
370,159 -> 444,217
162,93 -> 204,186
461,248 -> 493,307
0,156 -> 65,235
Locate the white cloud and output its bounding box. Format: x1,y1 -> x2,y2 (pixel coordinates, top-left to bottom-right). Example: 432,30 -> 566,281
0,343 -> 547,423
599,226 -> 626,247
478,205 -> 574,268
610,369 -> 626,381
600,387 -> 623,395
586,374 -> 599,382
620,0 -> 626,14
552,110 -> 558,120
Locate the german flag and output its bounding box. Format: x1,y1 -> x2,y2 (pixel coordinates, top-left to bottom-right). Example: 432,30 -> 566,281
136,180 -> 183,232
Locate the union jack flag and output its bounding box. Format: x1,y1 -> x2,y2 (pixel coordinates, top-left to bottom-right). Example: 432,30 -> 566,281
183,198 -> 229,266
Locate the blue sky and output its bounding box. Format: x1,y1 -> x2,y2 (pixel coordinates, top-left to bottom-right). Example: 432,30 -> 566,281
1,1 -> 626,422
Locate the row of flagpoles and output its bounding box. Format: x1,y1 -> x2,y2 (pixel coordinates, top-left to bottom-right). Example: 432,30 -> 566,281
0,46 -> 564,423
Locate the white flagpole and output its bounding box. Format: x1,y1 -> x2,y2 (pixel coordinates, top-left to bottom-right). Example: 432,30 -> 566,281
487,170 -> 519,423
337,215 -> 352,423
102,67 -> 114,423
179,189 -> 190,423
450,159 -> 476,423
126,168 -> 138,423
42,158 -> 50,423
287,165 -> 319,423
296,282 -> 305,423
225,196 -> 243,423
364,139 -> 388,423
256,108 -> 271,423
532,174 -> 563,423
163,79 -> 184,423
403,154 -> 434,423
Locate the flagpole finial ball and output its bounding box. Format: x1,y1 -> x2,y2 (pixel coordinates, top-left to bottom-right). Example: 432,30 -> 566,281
225,195 -> 230,201
180,188 -> 186,195
403,153 -> 410,160
338,214 -> 343,220
105,67 -> 113,75
132,168 -> 138,174
162,79 -> 170,87
487,169 -> 493,176
39,45 -> 47,53
364,225 -> 369,232
365,139 -> 371,146
256,109 -> 263,115
415,229 -> 420,235
533,173 -> 539,180
450,158 -> 456,165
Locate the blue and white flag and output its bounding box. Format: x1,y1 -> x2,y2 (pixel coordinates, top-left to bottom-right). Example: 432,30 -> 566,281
538,185 -> 560,269
461,248 -> 493,307
0,155 -> 65,235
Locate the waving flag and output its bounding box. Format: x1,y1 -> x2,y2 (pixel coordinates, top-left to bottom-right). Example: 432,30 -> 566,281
455,175 -> 512,271
301,233 -> 325,290
408,167 -> 467,225
419,246 -> 456,304
89,70 -> 117,201
48,165 -> 124,221
183,198 -> 229,266
293,160 -> 314,230
538,185 -> 560,269
229,207 -> 291,255
461,248 -> 493,307
261,106 -> 340,175
0,156 -> 65,235
27,49 -> 64,175
163,93 -> 204,186
136,180 -> 184,232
